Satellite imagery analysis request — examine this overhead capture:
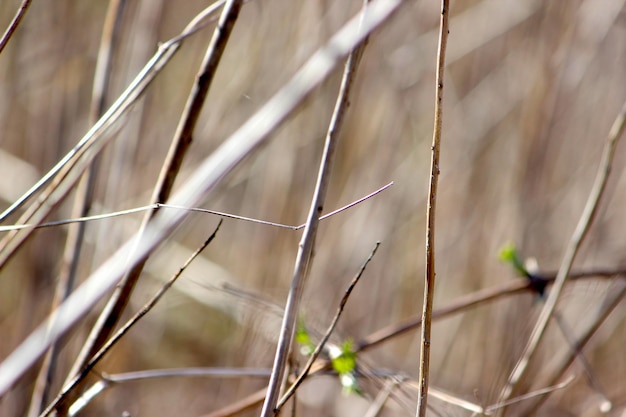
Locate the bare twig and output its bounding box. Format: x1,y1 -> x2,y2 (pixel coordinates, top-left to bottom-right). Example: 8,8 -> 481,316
497,100 -> 626,410
26,2 -> 127,416
0,0 -> 403,397
357,272 -> 625,353
276,242 -> 381,410
0,0 -> 32,55
416,1 -> 449,416
0,182 -> 393,232
39,221 -> 222,417
259,3 -> 371,412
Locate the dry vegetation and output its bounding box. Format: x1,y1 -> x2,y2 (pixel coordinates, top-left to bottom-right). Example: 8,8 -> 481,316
0,0 -> 625,416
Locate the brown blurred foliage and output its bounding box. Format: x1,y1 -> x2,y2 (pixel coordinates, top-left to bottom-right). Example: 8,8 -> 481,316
0,0 -> 625,416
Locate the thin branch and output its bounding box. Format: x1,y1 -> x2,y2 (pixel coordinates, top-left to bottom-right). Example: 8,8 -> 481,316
0,0 -> 403,397
0,182 -> 393,232
416,1 -> 449,416
497,100 -> 626,410
39,221 -> 222,417
357,271 -> 625,352
259,1 -> 372,413
0,0 -> 32,54
276,242 -> 381,410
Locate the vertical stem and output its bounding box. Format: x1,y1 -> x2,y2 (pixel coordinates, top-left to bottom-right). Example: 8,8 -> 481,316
416,1 -> 449,416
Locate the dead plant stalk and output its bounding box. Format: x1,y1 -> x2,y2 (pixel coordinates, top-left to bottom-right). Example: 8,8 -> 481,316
416,1 -> 449,416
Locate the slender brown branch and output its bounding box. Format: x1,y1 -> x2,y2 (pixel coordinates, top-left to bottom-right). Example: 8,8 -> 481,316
276,242 -> 380,410
416,1 -> 449,416
497,100 -> 626,411
357,271 -> 625,353
0,0 -> 32,54
39,221 -> 221,417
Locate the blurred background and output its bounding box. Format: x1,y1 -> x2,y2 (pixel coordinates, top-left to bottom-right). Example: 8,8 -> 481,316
0,0 -> 625,416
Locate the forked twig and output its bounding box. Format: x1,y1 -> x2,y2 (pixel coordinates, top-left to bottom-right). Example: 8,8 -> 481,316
416,1 -> 449,416
276,242 -> 381,410
0,0 -> 403,397
39,221 -> 222,417
259,1 -> 372,412
497,100 -> 626,412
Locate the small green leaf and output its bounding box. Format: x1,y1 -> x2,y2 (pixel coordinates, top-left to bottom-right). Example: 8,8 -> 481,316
498,242 -> 529,277
331,340 -> 357,374
498,242 -> 517,263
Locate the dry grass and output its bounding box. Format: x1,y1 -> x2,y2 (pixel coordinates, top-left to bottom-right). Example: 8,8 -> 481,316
0,0 -> 625,416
